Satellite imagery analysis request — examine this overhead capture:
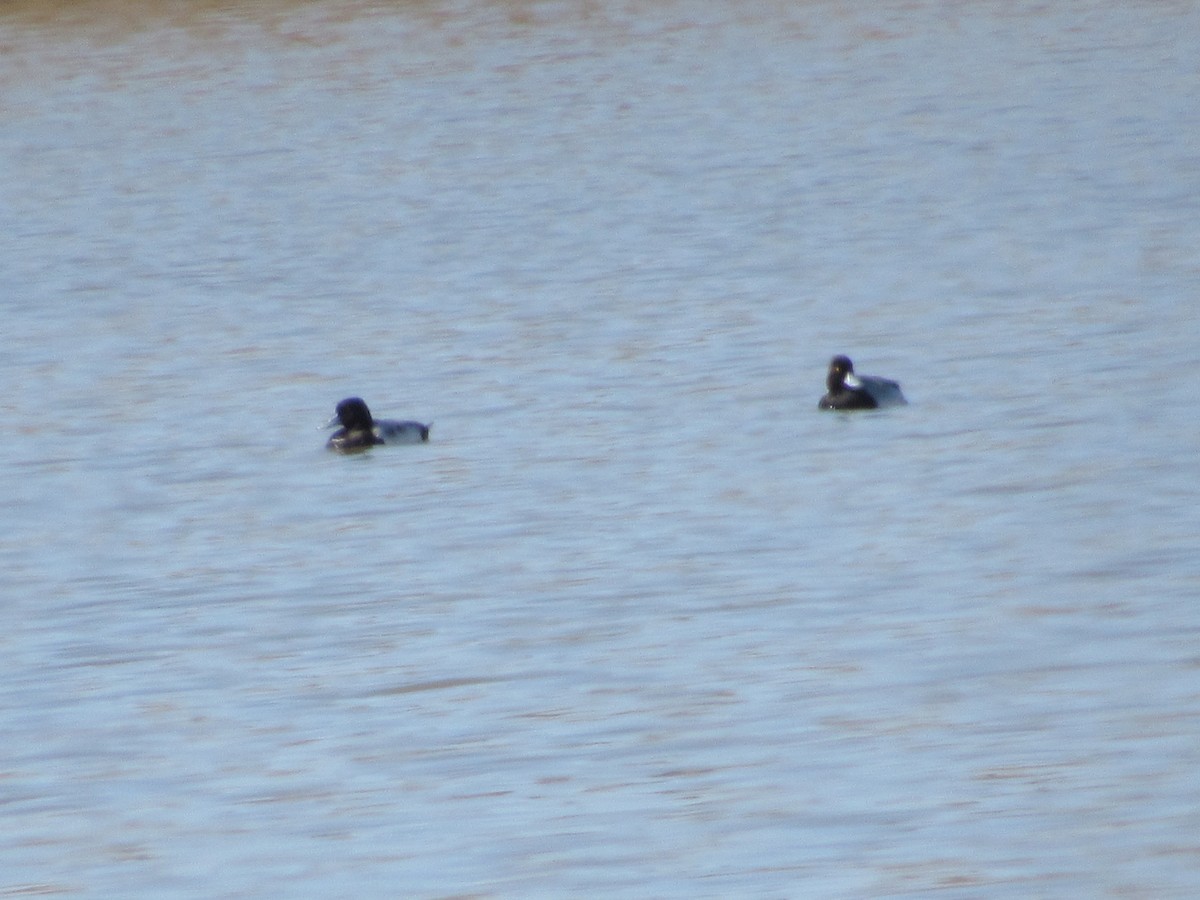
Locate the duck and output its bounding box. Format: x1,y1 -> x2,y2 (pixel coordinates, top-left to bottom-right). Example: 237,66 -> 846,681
818,355 -> 906,411
325,397 -> 430,452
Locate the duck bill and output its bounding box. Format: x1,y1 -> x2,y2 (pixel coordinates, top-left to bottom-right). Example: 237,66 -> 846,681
844,372 -> 864,389
321,414 -> 341,430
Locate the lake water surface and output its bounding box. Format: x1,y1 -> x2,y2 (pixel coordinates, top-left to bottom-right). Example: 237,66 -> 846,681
3,1 -> 1200,896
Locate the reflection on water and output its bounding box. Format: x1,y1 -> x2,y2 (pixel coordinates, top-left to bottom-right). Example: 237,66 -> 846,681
3,1 -> 1200,896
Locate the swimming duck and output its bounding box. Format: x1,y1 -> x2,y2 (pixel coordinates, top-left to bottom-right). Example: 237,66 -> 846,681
325,397 -> 430,452
818,355 -> 906,410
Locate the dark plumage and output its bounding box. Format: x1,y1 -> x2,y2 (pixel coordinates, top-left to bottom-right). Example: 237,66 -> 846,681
818,355 -> 905,411
325,397 -> 429,452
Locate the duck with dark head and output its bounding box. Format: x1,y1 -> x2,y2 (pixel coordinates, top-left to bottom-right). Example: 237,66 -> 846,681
818,355 -> 906,411
325,397 -> 430,452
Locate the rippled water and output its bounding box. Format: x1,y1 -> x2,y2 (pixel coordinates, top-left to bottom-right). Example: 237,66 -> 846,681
3,1 -> 1200,896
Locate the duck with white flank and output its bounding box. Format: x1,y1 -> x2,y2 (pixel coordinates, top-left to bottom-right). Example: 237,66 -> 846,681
325,397 -> 430,452
818,355 -> 906,411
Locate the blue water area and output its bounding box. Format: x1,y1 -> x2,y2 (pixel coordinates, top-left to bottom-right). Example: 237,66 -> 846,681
2,1 -> 1199,896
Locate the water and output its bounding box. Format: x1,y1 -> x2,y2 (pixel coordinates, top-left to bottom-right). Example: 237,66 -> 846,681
3,1 -> 1200,896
